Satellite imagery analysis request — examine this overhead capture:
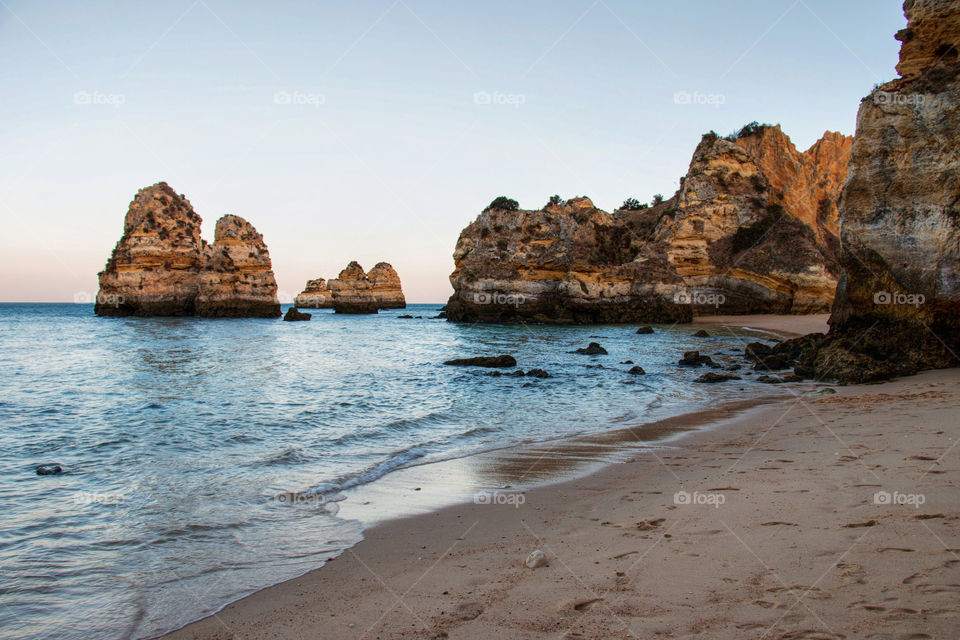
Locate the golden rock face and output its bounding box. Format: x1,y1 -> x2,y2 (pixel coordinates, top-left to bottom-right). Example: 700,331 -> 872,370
95,183 -> 280,318
446,126 -> 852,323
299,261 -> 406,314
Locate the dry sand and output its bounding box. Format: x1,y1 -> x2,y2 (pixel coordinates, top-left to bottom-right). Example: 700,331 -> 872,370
692,313 -> 830,338
163,316 -> 959,640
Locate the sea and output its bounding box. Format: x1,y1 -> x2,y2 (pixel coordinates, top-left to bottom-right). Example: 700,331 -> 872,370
0,303 -> 791,639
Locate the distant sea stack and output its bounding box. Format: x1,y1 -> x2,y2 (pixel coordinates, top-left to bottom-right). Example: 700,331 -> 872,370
445,126 -> 851,324
95,182 -> 281,318
293,278 -> 334,308
791,0 -> 960,383
309,261 -> 406,314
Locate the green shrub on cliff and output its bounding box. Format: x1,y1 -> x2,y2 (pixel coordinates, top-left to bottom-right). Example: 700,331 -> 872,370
486,196 -> 519,211
619,197 -> 647,211
651,194 -> 664,206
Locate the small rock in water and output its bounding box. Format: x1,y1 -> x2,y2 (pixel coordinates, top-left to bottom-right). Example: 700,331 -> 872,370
571,342 -> 607,355
525,549 -> 547,569
444,355 -> 517,368
36,464 -> 62,476
510,369 -> 526,377
627,366 -> 646,375
678,351 -> 714,367
692,329 -> 710,337
635,326 -> 654,334
808,387 -> 837,396
526,369 -> 550,378
283,307 -> 311,322
695,372 -> 741,383
397,314 -> 414,319
620,360 -> 634,364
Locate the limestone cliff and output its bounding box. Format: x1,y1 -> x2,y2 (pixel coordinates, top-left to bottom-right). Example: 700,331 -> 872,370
196,215 -> 281,318
294,278 -> 334,308
446,196 -> 688,324
96,183 -> 281,318
446,126 -> 851,323
792,0 -> 960,382
326,261 -> 407,314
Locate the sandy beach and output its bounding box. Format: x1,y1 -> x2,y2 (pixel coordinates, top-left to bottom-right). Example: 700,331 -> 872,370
161,314 -> 960,640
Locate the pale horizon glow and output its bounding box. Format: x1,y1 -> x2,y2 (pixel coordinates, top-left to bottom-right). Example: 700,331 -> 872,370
0,1 -> 905,303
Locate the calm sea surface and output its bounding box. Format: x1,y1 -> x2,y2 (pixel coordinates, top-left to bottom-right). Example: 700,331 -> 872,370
0,303 -> 784,639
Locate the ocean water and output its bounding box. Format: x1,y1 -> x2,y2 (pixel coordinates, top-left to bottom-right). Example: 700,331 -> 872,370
0,303 -> 785,639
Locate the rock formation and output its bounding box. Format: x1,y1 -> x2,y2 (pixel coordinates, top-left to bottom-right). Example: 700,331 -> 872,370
96,182 -> 281,318
293,278 -> 334,308
325,261 -> 406,314
446,126 -> 851,323
196,215 -> 282,317
789,0 -> 960,383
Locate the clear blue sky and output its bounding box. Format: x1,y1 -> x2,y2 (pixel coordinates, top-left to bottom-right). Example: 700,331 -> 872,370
0,0 -> 906,302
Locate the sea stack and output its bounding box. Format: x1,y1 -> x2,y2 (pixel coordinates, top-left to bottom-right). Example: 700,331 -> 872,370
446,126 -> 850,324
95,183 -> 204,316
196,215 -> 282,318
794,0 -> 960,383
95,182 -> 281,318
326,261 -> 406,314
293,278 -> 334,308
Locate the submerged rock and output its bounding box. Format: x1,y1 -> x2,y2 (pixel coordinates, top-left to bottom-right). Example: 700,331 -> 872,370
635,326 -> 655,334
692,329 -> 711,337
444,355 -> 517,368
36,464 -> 62,476
526,368 -> 550,378
695,372 -> 741,383
678,351 -> 714,367
627,365 -> 646,375
571,342 -> 608,355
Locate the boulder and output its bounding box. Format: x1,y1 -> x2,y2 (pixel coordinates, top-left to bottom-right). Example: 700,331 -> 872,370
695,372 -> 741,383
627,365 -> 646,375
283,307 -> 311,321
571,342 -> 608,355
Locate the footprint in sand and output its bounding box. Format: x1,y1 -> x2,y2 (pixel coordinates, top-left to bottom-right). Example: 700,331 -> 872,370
878,547 -> 916,553
842,519 -> 877,528
761,521 -> 798,527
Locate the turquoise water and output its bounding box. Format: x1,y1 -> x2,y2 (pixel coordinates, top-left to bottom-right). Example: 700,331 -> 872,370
0,303 -> 780,639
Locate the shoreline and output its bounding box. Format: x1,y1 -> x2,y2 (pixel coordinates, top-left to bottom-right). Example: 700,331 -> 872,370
161,314 -> 959,639
163,366 -> 960,639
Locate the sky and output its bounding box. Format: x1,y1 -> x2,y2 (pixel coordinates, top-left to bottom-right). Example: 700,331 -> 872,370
0,0 -> 907,303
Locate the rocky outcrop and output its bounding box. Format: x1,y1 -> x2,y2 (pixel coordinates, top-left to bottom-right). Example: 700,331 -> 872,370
446,127 -> 851,323
196,215 -> 281,318
96,182 -> 281,318
367,262 -> 406,308
651,126 -> 849,315
789,0 -> 960,383
294,278 -> 334,308
446,196 -> 690,324
326,261 -> 406,314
